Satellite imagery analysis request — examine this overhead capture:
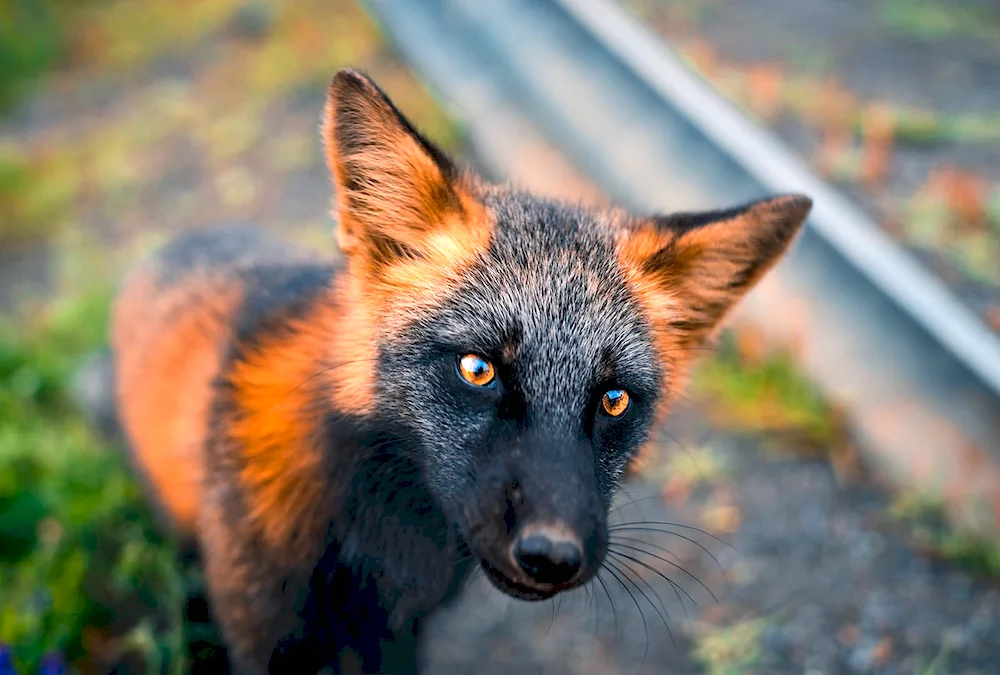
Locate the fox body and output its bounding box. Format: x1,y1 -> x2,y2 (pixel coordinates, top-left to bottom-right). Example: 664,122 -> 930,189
110,69 -> 811,673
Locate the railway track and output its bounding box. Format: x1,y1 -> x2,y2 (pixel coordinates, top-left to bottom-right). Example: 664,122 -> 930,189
364,0 -> 1000,537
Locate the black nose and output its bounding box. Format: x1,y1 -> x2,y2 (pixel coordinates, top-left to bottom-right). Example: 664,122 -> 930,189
513,531 -> 583,586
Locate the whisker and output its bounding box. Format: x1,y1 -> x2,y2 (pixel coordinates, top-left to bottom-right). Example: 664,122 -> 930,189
545,593 -> 564,639
610,536 -> 682,565
545,594 -> 558,638
461,563 -> 484,596
610,532 -> 731,584
608,546 -> 708,604
590,581 -> 602,639
595,571 -> 619,642
609,491 -> 663,518
607,556 -> 676,646
608,549 -> 698,612
609,521 -> 740,554
608,551 -> 692,628
583,582 -> 596,623
601,561 -> 650,673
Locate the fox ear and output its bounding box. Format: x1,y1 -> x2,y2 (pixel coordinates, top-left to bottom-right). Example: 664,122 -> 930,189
323,69 -> 485,263
620,194 -> 811,347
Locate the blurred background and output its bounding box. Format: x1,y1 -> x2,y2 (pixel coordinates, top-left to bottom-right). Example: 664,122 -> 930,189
0,0 -> 998,673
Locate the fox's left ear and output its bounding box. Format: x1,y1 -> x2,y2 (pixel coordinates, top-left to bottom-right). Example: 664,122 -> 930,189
619,194 -> 812,347
322,69 -> 487,266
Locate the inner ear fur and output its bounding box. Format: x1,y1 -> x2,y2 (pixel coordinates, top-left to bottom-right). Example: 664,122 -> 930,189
621,194 -> 812,345
322,69 -> 486,262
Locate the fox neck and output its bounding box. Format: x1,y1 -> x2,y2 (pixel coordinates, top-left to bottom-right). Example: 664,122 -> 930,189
226,270 -> 468,609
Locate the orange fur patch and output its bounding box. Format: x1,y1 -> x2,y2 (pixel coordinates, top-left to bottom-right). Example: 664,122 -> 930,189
618,227 -> 691,418
112,272 -> 242,538
227,297 -> 342,554
617,196 -> 810,418
327,274 -> 379,417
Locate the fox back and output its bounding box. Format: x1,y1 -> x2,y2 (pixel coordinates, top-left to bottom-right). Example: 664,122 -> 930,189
110,69 -> 811,673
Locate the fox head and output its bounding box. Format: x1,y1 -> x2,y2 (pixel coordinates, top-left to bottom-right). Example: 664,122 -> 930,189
323,69 -> 810,601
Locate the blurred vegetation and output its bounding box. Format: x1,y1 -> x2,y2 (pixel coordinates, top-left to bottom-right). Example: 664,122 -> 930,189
879,0 -> 1000,41
0,0 -> 461,247
0,282 -> 191,673
689,331 -> 843,451
691,616 -> 773,675
1,0 -> 991,670
889,492 -> 1000,580
0,0 -> 67,111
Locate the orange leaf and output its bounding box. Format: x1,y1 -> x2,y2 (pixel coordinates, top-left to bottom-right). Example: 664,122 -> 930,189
745,64 -> 785,120
860,104 -> 895,187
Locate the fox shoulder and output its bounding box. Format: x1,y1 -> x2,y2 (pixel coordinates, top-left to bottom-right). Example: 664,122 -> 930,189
110,227 -> 330,539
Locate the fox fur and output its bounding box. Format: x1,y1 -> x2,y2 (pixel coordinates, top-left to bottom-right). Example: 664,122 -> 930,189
108,68 -> 812,673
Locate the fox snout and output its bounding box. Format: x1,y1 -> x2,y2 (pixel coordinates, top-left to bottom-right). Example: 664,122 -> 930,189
461,446 -> 609,601
510,522 -> 585,587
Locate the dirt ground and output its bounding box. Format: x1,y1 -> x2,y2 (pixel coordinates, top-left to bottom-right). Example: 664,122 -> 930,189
623,0 -> 1000,336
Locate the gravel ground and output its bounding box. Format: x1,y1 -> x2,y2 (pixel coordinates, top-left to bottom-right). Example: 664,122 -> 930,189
621,0 -> 1000,335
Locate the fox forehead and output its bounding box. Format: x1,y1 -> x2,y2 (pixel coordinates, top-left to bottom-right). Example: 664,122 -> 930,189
389,192 -> 663,410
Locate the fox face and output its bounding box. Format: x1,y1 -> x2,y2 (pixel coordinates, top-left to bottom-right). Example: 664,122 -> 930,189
324,70 -> 811,602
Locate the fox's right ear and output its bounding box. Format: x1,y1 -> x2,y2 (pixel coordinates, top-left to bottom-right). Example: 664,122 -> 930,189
619,194 -> 811,350
323,69 -> 487,266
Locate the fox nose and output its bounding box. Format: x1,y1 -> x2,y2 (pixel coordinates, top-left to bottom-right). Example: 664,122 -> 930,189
512,526 -> 584,586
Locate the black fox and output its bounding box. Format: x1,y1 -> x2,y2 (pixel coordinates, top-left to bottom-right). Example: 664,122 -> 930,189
108,68 -> 811,673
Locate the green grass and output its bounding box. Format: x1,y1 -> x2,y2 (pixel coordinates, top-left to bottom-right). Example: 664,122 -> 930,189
689,332 -> 841,450
889,492 -> 1000,580
914,644 -> 952,675
0,0 -> 69,112
903,185 -> 1000,286
691,617 -> 773,675
0,0 -> 463,249
0,152 -> 77,244
879,0 -> 1000,41
0,284 -> 190,673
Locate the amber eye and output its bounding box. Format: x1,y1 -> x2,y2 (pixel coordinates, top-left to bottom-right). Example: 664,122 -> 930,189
602,389 -> 630,417
458,354 -> 496,387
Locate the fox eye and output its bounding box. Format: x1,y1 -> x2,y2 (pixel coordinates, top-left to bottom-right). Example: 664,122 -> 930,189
458,354 -> 496,387
601,389 -> 630,417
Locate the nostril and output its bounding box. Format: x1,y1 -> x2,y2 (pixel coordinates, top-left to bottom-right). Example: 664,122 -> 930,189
513,533 -> 583,586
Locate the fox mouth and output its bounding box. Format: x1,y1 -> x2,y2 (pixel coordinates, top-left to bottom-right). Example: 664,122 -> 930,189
478,556 -> 596,602
480,560 -> 558,601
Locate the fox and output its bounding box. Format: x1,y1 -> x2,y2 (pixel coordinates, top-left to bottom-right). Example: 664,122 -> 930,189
107,68 -> 811,673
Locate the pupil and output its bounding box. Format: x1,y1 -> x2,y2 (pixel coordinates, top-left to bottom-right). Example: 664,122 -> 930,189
462,355 -> 490,381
